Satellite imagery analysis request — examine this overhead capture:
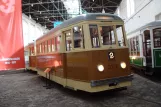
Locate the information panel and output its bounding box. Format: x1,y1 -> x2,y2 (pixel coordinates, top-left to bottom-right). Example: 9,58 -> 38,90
0,0 -> 25,70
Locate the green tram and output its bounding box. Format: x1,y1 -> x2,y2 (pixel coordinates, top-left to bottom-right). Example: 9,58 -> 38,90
127,21 -> 161,75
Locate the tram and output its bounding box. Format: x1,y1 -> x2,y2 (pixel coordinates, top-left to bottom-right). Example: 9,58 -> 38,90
26,13 -> 133,92
127,20 -> 161,75
25,43 -> 37,71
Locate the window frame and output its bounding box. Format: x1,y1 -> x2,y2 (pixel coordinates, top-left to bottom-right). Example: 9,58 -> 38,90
51,38 -> 55,52
153,27 -> 161,48
115,25 -> 126,47
97,24 -> 118,48
55,35 -> 61,52
39,43 -> 42,53
128,39 -> 131,55
64,30 -> 73,51
48,39 -> 51,53
73,25 -> 85,50
89,24 -> 100,48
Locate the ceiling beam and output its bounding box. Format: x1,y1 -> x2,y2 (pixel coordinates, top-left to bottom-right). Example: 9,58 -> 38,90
22,1 -> 62,6
50,0 -> 65,20
24,5 -> 118,14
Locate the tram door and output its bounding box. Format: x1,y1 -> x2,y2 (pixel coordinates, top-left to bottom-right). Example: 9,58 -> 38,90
143,30 -> 152,67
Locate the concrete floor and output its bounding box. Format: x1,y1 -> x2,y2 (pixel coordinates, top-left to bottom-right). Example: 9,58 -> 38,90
0,71 -> 161,107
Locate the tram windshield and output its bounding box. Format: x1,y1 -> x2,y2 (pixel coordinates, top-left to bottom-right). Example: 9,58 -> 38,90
116,25 -> 126,46
89,25 -> 100,48
89,24 -> 126,48
153,28 -> 161,48
100,26 -> 116,45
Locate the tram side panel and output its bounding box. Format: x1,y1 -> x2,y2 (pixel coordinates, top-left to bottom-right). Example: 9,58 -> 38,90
29,56 -> 37,71
66,51 -> 90,81
36,53 -> 65,77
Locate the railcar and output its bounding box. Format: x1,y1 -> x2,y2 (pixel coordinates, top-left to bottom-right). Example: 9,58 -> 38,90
27,13 -> 133,92
26,43 -> 37,72
127,20 -> 161,75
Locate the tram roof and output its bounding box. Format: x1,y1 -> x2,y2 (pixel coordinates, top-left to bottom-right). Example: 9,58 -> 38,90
51,13 -> 123,32
127,20 -> 161,35
37,13 -> 123,41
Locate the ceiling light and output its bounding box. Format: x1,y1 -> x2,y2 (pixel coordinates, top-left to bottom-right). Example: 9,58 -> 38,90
102,8 -> 105,13
29,15 -> 31,19
40,11 -> 41,14
31,4 -> 33,7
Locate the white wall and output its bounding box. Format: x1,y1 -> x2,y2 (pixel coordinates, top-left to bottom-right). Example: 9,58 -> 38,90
116,0 -> 161,35
22,14 -> 49,47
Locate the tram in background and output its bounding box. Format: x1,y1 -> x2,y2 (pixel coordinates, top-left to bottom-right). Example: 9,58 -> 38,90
25,43 -> 37,71
26,13 -> 133,92
127,20 -> 161,75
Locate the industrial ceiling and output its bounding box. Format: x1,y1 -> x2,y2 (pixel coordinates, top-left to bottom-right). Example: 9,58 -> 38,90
22,0 -> 122,30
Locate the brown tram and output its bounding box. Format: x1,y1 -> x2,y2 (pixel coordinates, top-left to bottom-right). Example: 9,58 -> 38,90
26,13 -> 133,92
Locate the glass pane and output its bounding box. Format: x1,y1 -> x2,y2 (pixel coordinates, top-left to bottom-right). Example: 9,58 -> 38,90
56,36 -> 61,51
136,36 -> 140,56
89,25 -> 100,48
100,26 -> 116,45
48,40 -> 51,52
128,40 -> 131,55
73,26 -> 84,48
116,25 -> 125,46
40,44 -> 41,53
153,28 -> 161,48
65,31 -> 72,51
143,30 -> 151,56
45,41 -> 48,53
52,39 -> 55,52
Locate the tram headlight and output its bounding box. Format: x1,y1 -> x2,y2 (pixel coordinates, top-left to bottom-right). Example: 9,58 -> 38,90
132,56 -> 136,60
120,62 -> 126,69
97,65 -> 104,72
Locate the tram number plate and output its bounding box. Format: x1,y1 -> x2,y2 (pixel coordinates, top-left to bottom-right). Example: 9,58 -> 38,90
107,64 -> 118,69
108,52 -> 115,60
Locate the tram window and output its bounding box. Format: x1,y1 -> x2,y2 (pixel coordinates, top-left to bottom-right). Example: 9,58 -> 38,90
48,40 -> 51,52
52,38 -> 55,52
89,25 -> 100,48
37,45 -> 39,54
56,36 -> 61,51
40,44 -> 42,53
116,25 -> 126,46
100,26 -> 116,45
29,48 -> 31,55
65,31 -> 73,51
45,41 -> 48,53
44,42 -> 46,53
130,38 -> 133,56
42,42 -> 45,53
136,36 -> 140,56
73,26 -> 84,48
143,30 -> 151,56
133,37 -> 136,55
128,39 -> 131,55
31,47 -> 34,55
153,28 -> 161,48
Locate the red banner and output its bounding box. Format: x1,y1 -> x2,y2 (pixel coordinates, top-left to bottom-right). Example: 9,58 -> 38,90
0,0 -> 25,70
